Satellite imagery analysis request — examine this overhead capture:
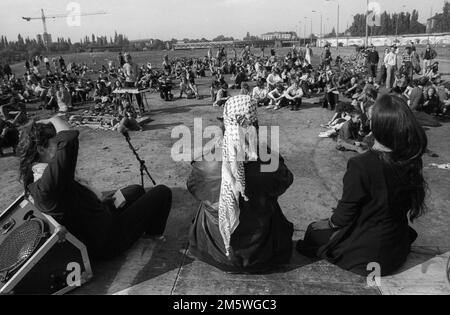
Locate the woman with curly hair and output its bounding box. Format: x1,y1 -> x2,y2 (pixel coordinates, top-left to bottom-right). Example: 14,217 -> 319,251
17,116 -> 172,259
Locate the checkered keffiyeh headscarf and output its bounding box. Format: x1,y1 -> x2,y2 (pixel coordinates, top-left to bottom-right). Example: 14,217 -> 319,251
219,95 -> 258,257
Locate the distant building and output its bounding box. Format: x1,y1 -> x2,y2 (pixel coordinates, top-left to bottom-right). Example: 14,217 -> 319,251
427,14 -> 442,33
36,34 -> 44,45
130,39 -> 155,47
261,31 -> 298,41
317,32 -> 450,48
43,33 -> 52,46
173,40 -> 234,50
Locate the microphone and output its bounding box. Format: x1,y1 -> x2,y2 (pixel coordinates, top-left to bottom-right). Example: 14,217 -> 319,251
118,120 -> 130,141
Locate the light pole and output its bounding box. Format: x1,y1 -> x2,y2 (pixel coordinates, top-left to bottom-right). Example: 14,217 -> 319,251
365,0 -> 369,47
312,10 -> 323,47
298,21 -> 302,47
326,0 -> 340,52
304,17 -> 308,45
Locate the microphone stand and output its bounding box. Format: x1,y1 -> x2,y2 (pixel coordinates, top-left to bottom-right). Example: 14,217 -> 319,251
122,132 -> 156,188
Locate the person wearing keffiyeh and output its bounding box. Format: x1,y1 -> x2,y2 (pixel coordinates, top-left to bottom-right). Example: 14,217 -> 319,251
187,95 -> 294,274
219,95 -> 259,256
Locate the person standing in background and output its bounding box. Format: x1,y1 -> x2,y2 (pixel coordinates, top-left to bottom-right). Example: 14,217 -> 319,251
43,56 -> 50,71
118,52 -> 126,68
207,47 -> 213,61
3,63 -> 12,80
58,56 -> 66,72
123,53 -> 144,113
384,46 -> 397,89
321,45 -> 332,67
422,44 -> 437,76
56,84 -> 71,113
52,58 -> 58,73
402,47 -> 415,83
305,44 -> 313,65
367,45 -> 379,79
377,48 -> 389,87
162,55 -> 172,74
25,60 -> 31,72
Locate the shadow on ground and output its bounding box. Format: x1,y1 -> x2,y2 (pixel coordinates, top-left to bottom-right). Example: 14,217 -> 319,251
73,187 -> 196,295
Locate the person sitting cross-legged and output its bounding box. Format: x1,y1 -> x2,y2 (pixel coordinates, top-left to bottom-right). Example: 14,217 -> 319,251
335,110 -> 366,154
283,80 -> 304,111
267,83 -> 285,110
213,83 -> 230,107
252,79 -> 270,107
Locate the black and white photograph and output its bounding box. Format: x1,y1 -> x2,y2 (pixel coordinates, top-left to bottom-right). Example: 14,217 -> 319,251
0,0 -> 449,299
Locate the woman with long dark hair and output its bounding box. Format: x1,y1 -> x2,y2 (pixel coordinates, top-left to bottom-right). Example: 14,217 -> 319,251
297,94 -> 428,276
17,116 -> 172,259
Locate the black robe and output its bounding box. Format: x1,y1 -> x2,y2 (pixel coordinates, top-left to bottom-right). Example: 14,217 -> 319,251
187,156 -> 294,274
312,150 -> 418,276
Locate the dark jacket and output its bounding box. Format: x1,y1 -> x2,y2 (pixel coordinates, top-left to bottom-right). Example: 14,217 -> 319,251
409,87 -> 425,111
318,150 -> 418,276
422,49 -> 437,60
187,154 -> 294,273
368,51 -> 380,65
28,130 -> 113,253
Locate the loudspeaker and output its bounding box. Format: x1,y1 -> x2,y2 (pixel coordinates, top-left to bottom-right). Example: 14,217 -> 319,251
0,194 -> 93,295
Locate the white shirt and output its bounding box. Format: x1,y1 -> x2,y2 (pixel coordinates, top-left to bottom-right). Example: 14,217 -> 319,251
252,86 -> 268,100
384,52 -> 397,67
266,73 -> 282,86
123,62 -> 139,82
285,86 -> 304,98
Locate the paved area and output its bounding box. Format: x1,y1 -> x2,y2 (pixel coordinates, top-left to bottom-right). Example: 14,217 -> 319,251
1,78 -> 449,295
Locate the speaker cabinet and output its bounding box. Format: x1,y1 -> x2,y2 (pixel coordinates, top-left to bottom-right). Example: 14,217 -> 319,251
0,194 -> 93,295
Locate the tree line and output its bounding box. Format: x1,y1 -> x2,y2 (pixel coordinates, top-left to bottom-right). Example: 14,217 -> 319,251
323,3 -> 450,38
429,1 -> 450,33
348,10 -> 426,37
0,31 -> 130,64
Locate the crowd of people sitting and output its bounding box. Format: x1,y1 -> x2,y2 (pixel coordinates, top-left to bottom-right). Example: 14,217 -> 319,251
165,43 -> 447,159
315,42 -> 449,155
1,42 -> 449,158
1,40 -> 448,283
319,45 -> 450,156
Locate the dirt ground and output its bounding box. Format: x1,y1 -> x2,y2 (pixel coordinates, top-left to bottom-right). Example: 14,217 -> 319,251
1,50 -> 449,294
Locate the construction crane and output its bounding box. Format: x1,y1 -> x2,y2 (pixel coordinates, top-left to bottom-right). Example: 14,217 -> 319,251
22,9 -> 107,46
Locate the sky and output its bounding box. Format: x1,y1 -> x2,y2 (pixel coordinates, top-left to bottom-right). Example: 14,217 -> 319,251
0,0 -> 447,42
